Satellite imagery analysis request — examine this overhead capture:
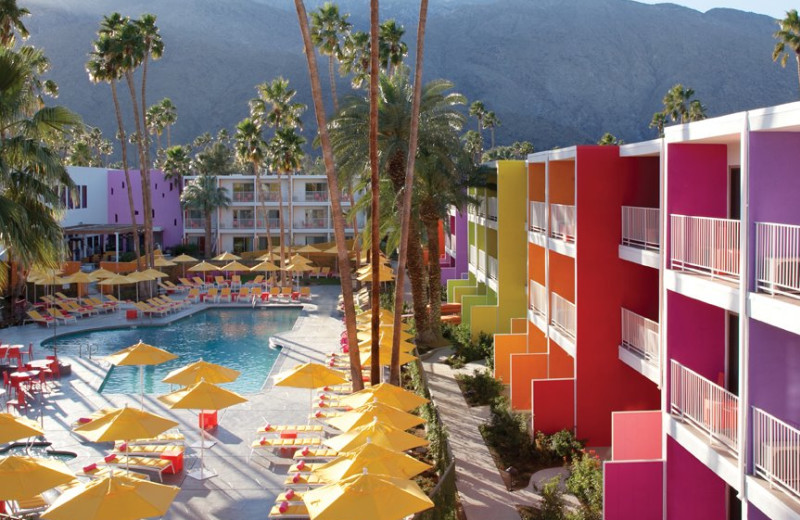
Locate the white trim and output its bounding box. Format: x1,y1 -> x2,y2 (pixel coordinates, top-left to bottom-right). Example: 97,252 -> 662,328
748,292 -> 800,336
618,346 -> 660,385
619,245 -> 660,269
664,269 -> 740,313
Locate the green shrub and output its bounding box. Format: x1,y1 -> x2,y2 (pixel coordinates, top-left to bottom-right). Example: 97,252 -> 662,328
172,243 -> 199,257
566,451 -> 603,520
456,369 -> 503,406
547,429 -> 584,461
481,397 -> 535,461
539,476 -> 568,520
119,251 -> 136,262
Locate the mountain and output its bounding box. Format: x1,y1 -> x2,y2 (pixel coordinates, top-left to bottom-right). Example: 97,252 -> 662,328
22,0 -> 798,152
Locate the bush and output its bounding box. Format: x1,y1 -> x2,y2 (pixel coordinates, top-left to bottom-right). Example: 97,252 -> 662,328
456,369 -> 504,407
172,243 -> 200,257
539,476 -> 568,520
481,397 -> 535,460
566,451 -> 603,520
445,326 -> 495,366
545,429 -> 584,461
119,251 -> 136,262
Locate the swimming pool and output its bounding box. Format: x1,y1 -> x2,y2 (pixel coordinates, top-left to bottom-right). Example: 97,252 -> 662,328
42,308 -> 300,394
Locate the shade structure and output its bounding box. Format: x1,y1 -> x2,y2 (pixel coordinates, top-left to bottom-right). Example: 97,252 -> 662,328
153,257 -> 177,267
255,252 -> 280,261
172,254 -> 198,263
294,244 -> 320,254
41,474 -> 179,520
326,402 -> 425,433
359,349 -> 417,368
324,420 -> 429,453
285,254 -> 312,265
140,268 -> 168,279
161,360 -> 240,387
337,383 -> 429,412
88,268 -> 116,280
97,274 -> 133,286
357,268 -> 396,283
63,271 -> 93,284
72,406 -> 178,443
212,251 -> 241,262
34,273 -> 68,286
313,442 -> 432,483
302,472 -> 434,520
356,308 -> 394,321
273,363 -> 348,389
187,261 -> 219,272
249,260 -> 280,272
220,260 -> 250,272
106,341 -> 177,408
0,456 -> 75,501
0,413 -> 44,444
283,261 -> 312,273
158,380 -> 247,480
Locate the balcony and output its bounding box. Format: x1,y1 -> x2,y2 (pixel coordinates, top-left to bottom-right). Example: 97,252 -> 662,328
232,191 -> 255,203
755,222 -> 800,300
295,218 -> 330,229
487,197 -> 498,222
670,215 -> 740,282
752,406 -> 800,503
622,206 -> 660,250
550,292 -> 576,342
184,218 -> 206,230
529,280 -> 547,332
469,245 -> 477,266
487,256 -> 498,280
295,190 -> 329,202
551,204 -> 576,243
529,201 -> 546,234
619,308 -> 660,384
477,251 -> 486,273
670,359 -> 739,457
257,192 -> 281,203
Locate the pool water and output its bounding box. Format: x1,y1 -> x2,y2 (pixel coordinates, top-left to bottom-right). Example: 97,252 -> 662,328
42,308 -> 300,395
1,444 -> 77,461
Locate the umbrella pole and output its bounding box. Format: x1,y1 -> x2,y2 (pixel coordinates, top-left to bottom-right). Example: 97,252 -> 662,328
140,365 -> 145,409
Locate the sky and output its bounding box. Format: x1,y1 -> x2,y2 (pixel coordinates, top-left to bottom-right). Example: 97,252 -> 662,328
635,0 -> 794,18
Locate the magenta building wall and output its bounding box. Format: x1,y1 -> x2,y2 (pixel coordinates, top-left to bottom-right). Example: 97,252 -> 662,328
667,438 -> 726,519
441,211 -> 468,283
667,291 -> 726,384
604,460 -> 663,520
107,169 -> 183,249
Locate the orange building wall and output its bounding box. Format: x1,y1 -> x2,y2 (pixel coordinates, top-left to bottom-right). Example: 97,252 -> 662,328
528,162 -> 545,201
527,325 -> 547,353
528,243 -> 545,285
549,251 -> 574,303
549,160 -> 575,205
510,353 -> 548,409
494,333 -> 528,383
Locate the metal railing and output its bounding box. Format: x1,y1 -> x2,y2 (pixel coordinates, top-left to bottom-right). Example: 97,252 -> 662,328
530,201 -> 546,234
477,250 -> 486,272
295,218 -> 330,229
232,191 -> 255,202
622,206 -> 660,251
487,256 -> 498,280
551,204 -> 576,243
231,218 -> 255,229
257,192 -> 281,202
670,215 -> 740,282
184,218 -> 205,229
755,222 -> 800,299
620,308 -> 660,367
550,292 -> 576,340
487,197 -> 498,221
752,406 -> 800,502
295,190 -> 329,202
530,280 -> 547,318
477,198 -> 487,219
469,245 -> 477,266
670,359 -> 739,456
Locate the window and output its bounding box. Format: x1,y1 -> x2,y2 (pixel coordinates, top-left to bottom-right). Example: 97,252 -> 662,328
169,183 -> 173,192
174,219 -> 177,226
111,188 -> 114,195
81,186 -> 87,208
122,182 -> 125,189
135,210 -> 139,216
155,183 -> 158,190
151,209 -> 155,218
115,214 -> 118,223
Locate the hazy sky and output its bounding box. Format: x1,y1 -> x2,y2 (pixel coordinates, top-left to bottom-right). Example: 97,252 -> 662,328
636,0 -> 793,18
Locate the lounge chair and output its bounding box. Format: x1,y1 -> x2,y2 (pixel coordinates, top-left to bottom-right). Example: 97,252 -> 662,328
55,292 -> 76,301
231,275 -> 242,291
204,287 -> 219,303
164,280 -> 187,293
291,447 -> 339,461
126,431 -> 185,446
309,267 -> 321,279
218,287 -> 232,303
280,287 -> 292,303
320,267 -> 331,278
192,277 -> 209,290
257,424 -> 324,435
179,278 -> 198,290
156,295 -> 188,310
276,490 -> 305,502
66,300 -> 100,316
99,454 -> 174,482
250,287 -> 262,302
79,465 -> 149,481
148,298 -> 178,313
287,461 -> 325,473
104,294 -> 126,305
8,494 -> 50,516
84,297 -> 114,313
25,310 -> 54,327
47,308 -> 77,324
214,276 -> 229,288
269,286 -> 280,302
157,281 -> 173,294
235,287 -> 249,302
187,288 -> 201,303
282,472 -> 327,488
134,302 -> 169,318
268,502 -> 310,519
115,443 -> 185,458
247,275 -> 264,288
248,437 -> 323,461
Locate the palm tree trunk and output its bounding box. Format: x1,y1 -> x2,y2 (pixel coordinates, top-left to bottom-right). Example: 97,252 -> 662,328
490,127 -> 495,149
390,0 -> 430,385
795,53 -> 800,95
125,71 -> 153,270
110,81 -> 141,264
348,186 -> 360,269
369,0 -> 382,385
166,124 -> 171,148
295,0 -> 364,390
204,210 -> 213,258
255,166 -> 273,263
278,171 -> 287,286
140,56 -> 155,273
329,55 -> 339,114
423,212 -> 442,340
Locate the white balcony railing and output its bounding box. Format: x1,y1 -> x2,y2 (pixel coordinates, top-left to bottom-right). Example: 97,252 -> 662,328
755,222 -> 800,299
487,256 -> 498,280
530,280 -> 547,318
551,204 -> 576,243
550,292 -> 576,340
184,218 -> 205,230
477,199 -> 487,218
295,218 -> 330,229
487,197 -> 498,221
478,250 -> 486,272
469,245 -> 477,266
670,359 -> 739,456
622,206 -> 660,251
257,192 -> 281,202
294,190 -> 328,202
670,215 -> 741,282
530,201 -> 546,234
232,191 -> 255,203
753,406 -> 800,502
620,308 -> 660,367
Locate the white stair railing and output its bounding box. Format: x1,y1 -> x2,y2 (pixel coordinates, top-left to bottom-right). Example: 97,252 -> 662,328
755,222 -> 800,299
670,215 -> 740,282
550,292 -> 576,340
620,308 -> 659,367
622,206 -> 660,251
670,359 -> 739,456
530,201 -> 546,234
753,406 -> 800,502
530,280 -> 547,318
551,204 -> 576,243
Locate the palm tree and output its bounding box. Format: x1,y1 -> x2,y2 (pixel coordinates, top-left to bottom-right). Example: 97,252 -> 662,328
379,19 -> 407,76
268,127 -> 306,286
773,9 -> 800,94
649,112 -> 667,137
0,0 -> 29,48
661,84 -> 704,124
340,30 -> 371,89
159,97 -> 177,148
87,18 -> 141,263
687,99 -> 707,122
463,130 -> 483,164
482,110 -> 500,149
161,144 -> 191,192
469,100 -> 486,133
597,132 -> 623,145
310,2 -> 351,113
234,117 -> 272,256
389,0 -> 430,385
368,0 -> 381,384
294,0 -> 364,390
181,175 -> 230,258
511,140 -> 534,158
146,102 -> 165,152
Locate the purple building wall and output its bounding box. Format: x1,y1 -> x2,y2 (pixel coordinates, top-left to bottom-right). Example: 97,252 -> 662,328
440,210 -> 468,283
107,169 -> 183,249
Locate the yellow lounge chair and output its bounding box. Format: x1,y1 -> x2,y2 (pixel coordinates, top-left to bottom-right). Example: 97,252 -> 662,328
231,275 -> 242,290
25,310 -> 54,327
115,443 -> 185,457
99,455 -> 174,482
269,502 -> 310,519
84,297 -> 114,313
127,431 -> 185,446
299,287 -> 312,301
192,276 -> 209,290
134,301 -> 169,317
80,466 -> 150,481
287,462 -> 325,473
236,287 -> 250,301
47,308 -> 77,324
164,280 -> 187,293
282,472 -> 327,488
218,287 -> 232,303
214,275 -> 229,288
187,288 -> 201,303
257,424 -> 323,434
205,287 -> 219,303
248,275 -> 265,288
291,448 -> 339,460
179,277 -> 197,290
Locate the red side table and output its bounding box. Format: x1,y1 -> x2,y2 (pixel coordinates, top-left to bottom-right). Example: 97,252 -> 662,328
199,410 -> 218,430
161,449 -> 184,474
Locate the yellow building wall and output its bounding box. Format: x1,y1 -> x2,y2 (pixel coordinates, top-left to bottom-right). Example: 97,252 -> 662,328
496,160 -> 528,336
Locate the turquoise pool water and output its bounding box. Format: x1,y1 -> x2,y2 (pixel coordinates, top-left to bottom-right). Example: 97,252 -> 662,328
42,308 -> 300,394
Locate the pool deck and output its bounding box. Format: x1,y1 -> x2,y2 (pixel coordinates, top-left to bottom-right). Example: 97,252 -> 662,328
1,286 -> 344,519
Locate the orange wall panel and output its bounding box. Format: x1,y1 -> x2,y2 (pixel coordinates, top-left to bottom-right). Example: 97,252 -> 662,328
527,325 -> 547,353
494,334 -> 528,383
549,341 -> 575,378
510,318 -> 527,334
528,242 -> 545,285
549,251 -> 574,303
549,160 -> 575,205
528,163 -> 545,201
510,353 -> 548,410
611,411 -> 662,461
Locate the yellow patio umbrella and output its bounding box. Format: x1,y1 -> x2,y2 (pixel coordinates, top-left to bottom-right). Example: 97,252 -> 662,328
220,260 -> 250,272
106,341 -> 178,408
187,260 -> 219,272
41,474 -> 179,520
140,268 -> 168,279
171,254 -> 198,278
302,472 -> 434,520
324,420 -> 429,453
357,266 -> 396,283
0,413 -> 44,444
359,349 -> 417,368
250,260 -> 280,272
273,362 -> 348,389
255,251 -> 280,261
161,360 -> 240,387
159,380 -> 247,480
326,402 -> 425,433
212,251 -> 241,262
72,406 -> 178,444
89,267 -> 116,280
312,442 -> 432,483
61,271 -> 93,302
153,256 -> 177,268
0,457 -> 76,501
97,273 -> 134,302
357,338 -> 416,354
356,329 -> 413,343
337,382 -> 429,412
356,308 -> 394,321
295,244 -> 320,254
285,254 -> 312,265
